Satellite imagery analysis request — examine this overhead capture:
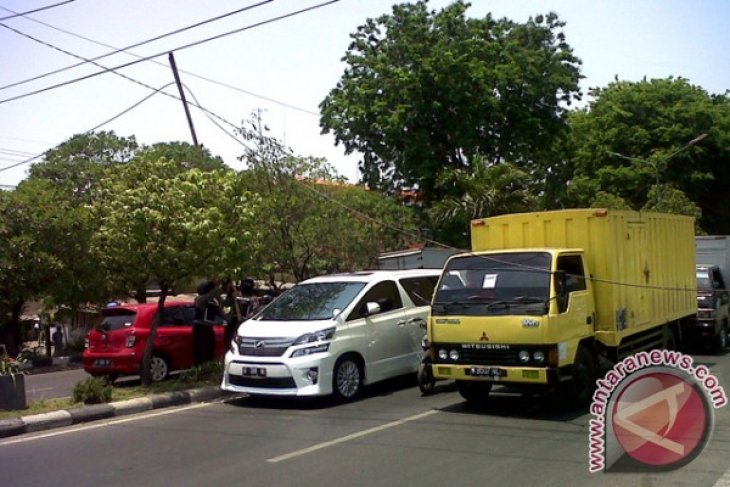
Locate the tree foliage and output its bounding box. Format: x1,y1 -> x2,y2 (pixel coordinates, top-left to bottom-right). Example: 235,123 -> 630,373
89,155 -> 259,384
320,1 -> 582,202
567,77 -> 730,232
0,183 -> 65,355
238,127 -> 419,285
429,158 -> 536,247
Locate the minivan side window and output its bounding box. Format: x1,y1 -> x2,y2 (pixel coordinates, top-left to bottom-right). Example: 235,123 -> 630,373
348,281 -> 403,321
399,276 -> 438,306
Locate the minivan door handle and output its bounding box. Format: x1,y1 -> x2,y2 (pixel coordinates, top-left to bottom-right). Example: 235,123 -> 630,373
407,318 -> 426,326
396,320 -> 406,327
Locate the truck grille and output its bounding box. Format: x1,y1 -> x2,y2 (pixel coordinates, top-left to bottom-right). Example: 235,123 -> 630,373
432,343 -> 547,366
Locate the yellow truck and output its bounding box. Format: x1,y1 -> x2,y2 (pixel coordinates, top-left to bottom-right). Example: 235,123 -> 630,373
428,209 -> 697,405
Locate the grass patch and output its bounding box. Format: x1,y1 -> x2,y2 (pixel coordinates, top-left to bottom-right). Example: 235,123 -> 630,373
0,361 -> 224,421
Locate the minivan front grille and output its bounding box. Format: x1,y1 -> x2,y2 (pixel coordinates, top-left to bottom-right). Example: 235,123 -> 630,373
237,337 -> 295,357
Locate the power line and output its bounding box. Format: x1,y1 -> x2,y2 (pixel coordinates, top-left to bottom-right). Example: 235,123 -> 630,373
0,5 -> 319,115
0,0 -> 340,106
0,82 -> 177,174
0,0 -> 76,21
0,0 -> 274,92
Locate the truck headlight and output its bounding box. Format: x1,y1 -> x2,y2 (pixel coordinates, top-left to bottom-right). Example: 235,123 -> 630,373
449,349 -> 460,361
532,351 -> 545,363
438,349 -> 448,360
518,350 -> 530,363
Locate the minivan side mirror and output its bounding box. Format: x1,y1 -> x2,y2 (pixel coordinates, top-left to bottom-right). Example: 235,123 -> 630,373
365,302 -> 381,317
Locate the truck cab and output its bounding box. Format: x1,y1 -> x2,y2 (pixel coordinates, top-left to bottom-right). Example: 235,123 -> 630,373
695,264 -> 729,351
429,249 -> 597,405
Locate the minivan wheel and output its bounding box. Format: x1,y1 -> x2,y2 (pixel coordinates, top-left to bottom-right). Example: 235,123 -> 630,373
333,356 -> 362,401
150,355 -> 169,382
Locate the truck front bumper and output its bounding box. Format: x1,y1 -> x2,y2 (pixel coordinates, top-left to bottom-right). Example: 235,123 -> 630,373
431,363 -> 560,385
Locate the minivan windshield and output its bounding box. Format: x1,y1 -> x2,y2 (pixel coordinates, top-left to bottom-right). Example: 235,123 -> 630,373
258,282 -> 366,321
433,252 -> 552,316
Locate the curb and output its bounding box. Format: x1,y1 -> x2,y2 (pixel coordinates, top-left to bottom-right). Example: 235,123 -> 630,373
0,386 -> 243,439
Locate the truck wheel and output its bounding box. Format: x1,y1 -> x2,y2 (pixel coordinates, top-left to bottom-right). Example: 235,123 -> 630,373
567,346 -> 596,407
456,380 -> 492,404
417,362 -> 436,396
663,326 -> 677,351
714,322 -> 728,353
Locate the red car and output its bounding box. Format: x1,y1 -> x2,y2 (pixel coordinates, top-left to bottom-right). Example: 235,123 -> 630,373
83,301 -> 227,382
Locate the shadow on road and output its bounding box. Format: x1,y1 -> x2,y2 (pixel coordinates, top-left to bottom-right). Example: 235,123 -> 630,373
438,386 -> 588,422
226,373 -> 443,411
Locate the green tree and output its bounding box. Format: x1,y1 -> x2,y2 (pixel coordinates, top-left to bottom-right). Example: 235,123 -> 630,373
238,127 -> 418,285
320,1 -> 582,203
90,155 -> 259,385
0,184 -> 64,356
567,77 -> 730,232
23,132 -> 139,318
136,142 -> 227,172
29,131 -> 138,201
429,159 -> 536,247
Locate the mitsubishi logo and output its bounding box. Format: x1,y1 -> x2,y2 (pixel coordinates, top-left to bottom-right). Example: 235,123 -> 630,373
479,332 -> 489,341
255,340 -> 265,348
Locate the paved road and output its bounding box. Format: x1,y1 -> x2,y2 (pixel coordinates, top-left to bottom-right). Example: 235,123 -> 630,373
24,368 -> 89,402
24,368 -> 141,402
3,351 -> 729,487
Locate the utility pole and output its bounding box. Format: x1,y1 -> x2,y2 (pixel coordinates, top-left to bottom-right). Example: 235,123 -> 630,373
168,52 -> 199,146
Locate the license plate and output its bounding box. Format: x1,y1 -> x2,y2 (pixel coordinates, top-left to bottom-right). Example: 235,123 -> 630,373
469,367 -> 506,378
93,359 -> 112,368
242,367 -> 267,377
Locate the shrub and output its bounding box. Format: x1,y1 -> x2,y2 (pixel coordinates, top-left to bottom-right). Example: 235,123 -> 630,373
73,377 -> 113,404
178,360 -> 224,384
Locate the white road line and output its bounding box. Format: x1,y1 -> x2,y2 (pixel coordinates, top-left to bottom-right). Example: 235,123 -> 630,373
0,402 -> 215,447
714,466 -> 730,487
266,409 -> 439,463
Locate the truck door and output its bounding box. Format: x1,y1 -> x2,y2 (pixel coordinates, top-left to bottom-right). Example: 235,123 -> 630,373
552,254 -> 595,347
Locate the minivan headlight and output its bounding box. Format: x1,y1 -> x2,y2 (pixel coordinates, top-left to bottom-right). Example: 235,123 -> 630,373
292,327 -> 336,345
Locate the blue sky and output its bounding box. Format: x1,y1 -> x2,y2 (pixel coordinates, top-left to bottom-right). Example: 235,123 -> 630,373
0,0 -> 727,186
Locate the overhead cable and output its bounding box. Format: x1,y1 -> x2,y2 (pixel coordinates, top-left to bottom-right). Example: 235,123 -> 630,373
0,0 -> 340,106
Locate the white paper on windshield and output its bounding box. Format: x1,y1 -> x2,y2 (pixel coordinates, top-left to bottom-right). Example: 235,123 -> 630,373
482,274 -> 497,288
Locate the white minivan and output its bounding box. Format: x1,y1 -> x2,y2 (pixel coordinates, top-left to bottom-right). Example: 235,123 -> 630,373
221,269 -> 440,400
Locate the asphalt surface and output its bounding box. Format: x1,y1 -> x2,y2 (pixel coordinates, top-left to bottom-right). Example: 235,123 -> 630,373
24,367 -> 89,402
2,351 -> 729,487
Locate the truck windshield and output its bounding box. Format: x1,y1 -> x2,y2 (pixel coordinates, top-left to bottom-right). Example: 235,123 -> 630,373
433,252 -> 552,316
258,282 -> 366,321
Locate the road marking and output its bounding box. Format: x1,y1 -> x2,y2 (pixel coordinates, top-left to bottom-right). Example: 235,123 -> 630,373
0,401 -> 217,447
715,466 -> 730,487
266,409 -> 439,463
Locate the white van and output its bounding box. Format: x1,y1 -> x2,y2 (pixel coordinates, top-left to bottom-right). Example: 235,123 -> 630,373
221,269 -> 441,400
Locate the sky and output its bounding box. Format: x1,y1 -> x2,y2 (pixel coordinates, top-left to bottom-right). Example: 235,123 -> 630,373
0,0 -> 728,187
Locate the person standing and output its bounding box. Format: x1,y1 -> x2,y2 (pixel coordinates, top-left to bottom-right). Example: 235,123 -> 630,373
52,325 -> 64,357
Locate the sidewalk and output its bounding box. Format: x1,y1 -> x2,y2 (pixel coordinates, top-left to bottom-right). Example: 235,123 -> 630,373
0,385 -> 242,439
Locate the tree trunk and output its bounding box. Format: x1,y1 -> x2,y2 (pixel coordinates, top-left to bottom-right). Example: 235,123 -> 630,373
140,285 -> 167,386
5,299 -> 24,357
135,284 -> 147,304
